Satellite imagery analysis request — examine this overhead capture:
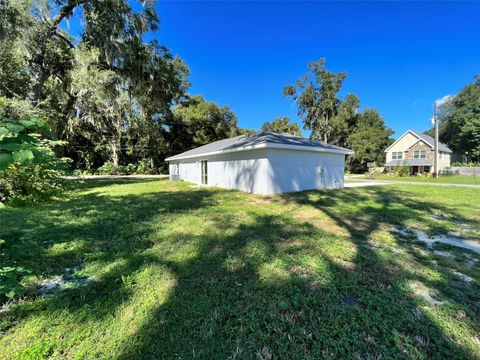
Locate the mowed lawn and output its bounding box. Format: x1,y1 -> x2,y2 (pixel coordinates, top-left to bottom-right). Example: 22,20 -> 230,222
1,179 -> 479,359
374,174 -> 480,185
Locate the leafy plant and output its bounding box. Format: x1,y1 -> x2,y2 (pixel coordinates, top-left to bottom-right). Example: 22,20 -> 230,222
452,162 -> 480,167
395,163 -> 409,177
135,158 -> 156,174
0,266 -> 31,300
98,161 -> 128,175
0,118 -> 69,204
0,118 -> 50,171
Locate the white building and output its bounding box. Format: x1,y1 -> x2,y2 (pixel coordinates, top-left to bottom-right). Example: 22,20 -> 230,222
165,131 -> 353,195
384,130 -> 452,175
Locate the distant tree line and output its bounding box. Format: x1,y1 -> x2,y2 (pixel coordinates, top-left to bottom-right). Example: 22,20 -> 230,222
0,0 -> 246,175
3,1 -> 475,180
425,76 -> 480,163
283,58 -> 394,172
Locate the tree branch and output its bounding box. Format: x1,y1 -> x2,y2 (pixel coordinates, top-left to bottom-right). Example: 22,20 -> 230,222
0,83 -> 22,99
52,0 -> 89,28
53,31 -> 75,49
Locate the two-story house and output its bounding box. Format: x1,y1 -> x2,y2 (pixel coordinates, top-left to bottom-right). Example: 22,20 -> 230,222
384,130 -> 452,175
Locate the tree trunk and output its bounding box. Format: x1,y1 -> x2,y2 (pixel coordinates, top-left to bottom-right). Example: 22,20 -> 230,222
27,1 -> 86,104
27,32 -> 52,104
111,142 -> 119,167
111,120 -> 122,166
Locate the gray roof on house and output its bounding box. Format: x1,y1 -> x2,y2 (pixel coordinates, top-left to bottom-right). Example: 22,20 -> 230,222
165,131 -> 353,161
386,159 -> 432,167
410,131 -> 452,153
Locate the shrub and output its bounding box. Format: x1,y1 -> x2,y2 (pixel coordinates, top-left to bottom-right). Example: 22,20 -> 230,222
452,162 -> 480,167
0,266 -> 31,301
97,159 -> 156,175
395,164 -> 409,177
125,163 -> 137,175
0,163 -> 67,204
135,158 -> 156,174
440,167 -> 455,176
98,161 -> 119,175
0,118 -> 69,204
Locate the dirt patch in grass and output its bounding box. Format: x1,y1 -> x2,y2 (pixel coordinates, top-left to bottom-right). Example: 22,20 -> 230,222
290,206 -> 347,236
247,196 -> 274,205
408,280 -> 446,306
330,257 -> 357,271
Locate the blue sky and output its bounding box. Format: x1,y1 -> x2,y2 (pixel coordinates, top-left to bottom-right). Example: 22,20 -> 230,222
64,1 -> 480,138
148,1 -> 480,138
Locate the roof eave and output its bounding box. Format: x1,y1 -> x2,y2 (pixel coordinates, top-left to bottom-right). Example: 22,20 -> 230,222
165,142 -> 353,161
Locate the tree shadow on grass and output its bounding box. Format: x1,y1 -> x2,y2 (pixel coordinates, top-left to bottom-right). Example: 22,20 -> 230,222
282,187 -> 480,356
1,182 -> 479,358
0,179 -> 218,330
113,186 -> 479,358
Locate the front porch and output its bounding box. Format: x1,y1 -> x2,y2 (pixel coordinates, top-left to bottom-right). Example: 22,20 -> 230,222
385,159 -> 432,175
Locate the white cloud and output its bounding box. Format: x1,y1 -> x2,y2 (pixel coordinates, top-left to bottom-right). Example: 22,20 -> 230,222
435,95 -> 453,106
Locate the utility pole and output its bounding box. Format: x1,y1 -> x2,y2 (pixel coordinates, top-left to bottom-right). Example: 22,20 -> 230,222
433,101 -> 439,177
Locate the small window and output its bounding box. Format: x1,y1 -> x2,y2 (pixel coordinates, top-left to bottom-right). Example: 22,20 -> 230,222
424,166 -> 431,173
392,151 -> 403,160
414,150 -> 426,159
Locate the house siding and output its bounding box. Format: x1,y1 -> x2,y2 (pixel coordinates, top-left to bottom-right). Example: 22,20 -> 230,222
386,132 -> 418,162
169,148 -> 346,195
266,149 -> 344,194
405,141 -> 434,163
169,149 -> 271,194
385,132 -> 451,172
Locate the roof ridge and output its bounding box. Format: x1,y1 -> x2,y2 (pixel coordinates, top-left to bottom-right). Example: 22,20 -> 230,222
165,130 -> 353,161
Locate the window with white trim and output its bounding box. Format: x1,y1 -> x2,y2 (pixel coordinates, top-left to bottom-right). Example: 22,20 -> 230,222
414,150 -> 427,159
392,151 -> 403,160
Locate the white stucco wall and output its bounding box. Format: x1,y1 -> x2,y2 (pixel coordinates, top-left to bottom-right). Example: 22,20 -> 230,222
204,149 -> 271,194
169,149 -> 271,194
266,149 -> 345,194
169,147 -> 346,195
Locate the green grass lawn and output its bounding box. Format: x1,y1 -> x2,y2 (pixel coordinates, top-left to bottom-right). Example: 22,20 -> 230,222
374,174 -> 480,185
1,179 -> 479,359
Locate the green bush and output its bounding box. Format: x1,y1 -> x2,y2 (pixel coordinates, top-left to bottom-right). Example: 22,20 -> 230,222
97,159 -> 156,175
452,162 -> 480,167
0,163 -> 67,204
98,161 -> 119,175
440,167 -> 455,176
0,266 -> 31,301
395,164 -> 409,177
135,158 -> 156,174
98,161 -> 130,175
0,118 -> 69,204
125,163 -> 137,175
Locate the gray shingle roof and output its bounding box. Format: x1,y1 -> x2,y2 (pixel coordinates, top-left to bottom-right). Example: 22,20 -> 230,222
410,131 -> 452,153
386,159 -> 432,167
165,131 -> 352,161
